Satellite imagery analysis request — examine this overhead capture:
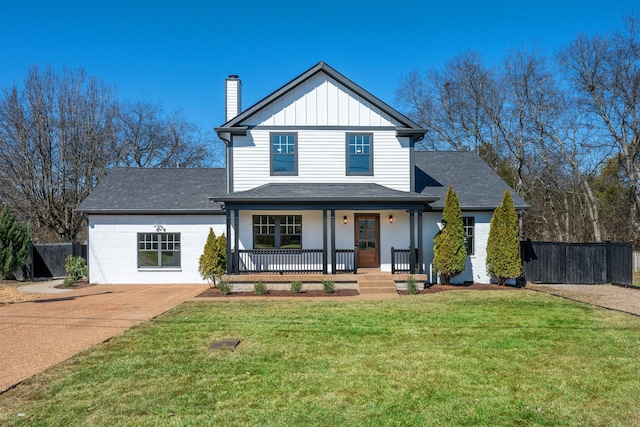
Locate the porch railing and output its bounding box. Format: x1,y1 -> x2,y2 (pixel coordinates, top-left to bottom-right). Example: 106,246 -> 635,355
391,247 -> 417,274
232,249 -> 356,274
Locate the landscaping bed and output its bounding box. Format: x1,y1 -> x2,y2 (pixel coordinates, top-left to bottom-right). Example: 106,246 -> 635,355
197,288 -> 359,297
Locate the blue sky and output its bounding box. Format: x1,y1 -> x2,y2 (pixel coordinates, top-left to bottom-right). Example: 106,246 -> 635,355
1,0 -> 637,134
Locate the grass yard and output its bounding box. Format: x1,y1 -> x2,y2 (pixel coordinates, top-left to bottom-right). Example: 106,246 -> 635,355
1,291 -> 640,426
633,271 -> 640,287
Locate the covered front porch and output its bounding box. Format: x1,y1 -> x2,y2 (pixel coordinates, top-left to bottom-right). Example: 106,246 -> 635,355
215,183 -> 437,276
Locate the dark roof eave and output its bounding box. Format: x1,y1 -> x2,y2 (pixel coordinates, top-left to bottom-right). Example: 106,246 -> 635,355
429,204 -> 532,211
215,126 -> 247,137
210,196 -> 438,204
77,209 -> 225,215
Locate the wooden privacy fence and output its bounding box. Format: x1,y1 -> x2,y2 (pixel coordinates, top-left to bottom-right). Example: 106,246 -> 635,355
521,241 -> 632,286
16,243 -> 87,279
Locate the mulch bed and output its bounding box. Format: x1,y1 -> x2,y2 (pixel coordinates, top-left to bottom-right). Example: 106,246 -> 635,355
198,283 -> 522,298
53,281 -> 95,289
197,288 -> 360,298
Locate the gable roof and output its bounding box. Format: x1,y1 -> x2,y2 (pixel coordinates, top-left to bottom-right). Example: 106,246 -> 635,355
77,168 -> 226,214
216,62 -> 426,139
414,151 -> 530,210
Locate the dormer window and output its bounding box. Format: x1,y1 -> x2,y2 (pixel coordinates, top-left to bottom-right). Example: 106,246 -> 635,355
271,133 -> 297,175
346,133 -> 373,175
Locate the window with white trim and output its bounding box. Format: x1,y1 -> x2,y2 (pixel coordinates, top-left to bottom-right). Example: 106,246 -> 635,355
463,217 -> 474,255
138,233 -> 181,268
253,215 -> 301,249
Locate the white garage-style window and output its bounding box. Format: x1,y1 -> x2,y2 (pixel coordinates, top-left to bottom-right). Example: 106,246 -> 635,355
138,233 -> 181,268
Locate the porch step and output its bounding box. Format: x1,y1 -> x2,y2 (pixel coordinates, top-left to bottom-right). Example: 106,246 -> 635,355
357,279 -> 398,294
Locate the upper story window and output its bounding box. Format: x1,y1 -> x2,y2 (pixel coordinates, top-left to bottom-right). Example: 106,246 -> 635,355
138,233 -> 180,268
463,217 -> 474,255
346,133 -> 373,175
271,133 -> 297,175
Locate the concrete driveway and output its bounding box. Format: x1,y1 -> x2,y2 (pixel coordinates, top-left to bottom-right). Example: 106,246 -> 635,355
0,284 -> 207,393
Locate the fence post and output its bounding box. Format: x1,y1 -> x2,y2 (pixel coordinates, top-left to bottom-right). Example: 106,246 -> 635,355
605,240 -> 612,284
391,247 -> 395,274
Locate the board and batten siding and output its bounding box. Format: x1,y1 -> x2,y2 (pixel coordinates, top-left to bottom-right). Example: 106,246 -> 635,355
86,214 -> 226,284
245,73 -> 399,127
233,129 -> 411,192
422,211 -> 493,284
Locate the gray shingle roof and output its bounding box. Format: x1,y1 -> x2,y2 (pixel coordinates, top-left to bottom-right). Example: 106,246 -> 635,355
77,168 -> 226,214
214,183 -> 436,204
415,151 -> 529,210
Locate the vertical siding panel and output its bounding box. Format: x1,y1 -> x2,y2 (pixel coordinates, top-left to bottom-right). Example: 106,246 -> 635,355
306,80 -> 317,126
316,79 -> 328,125
327,80 -> 339,124
337,84 -> 349,126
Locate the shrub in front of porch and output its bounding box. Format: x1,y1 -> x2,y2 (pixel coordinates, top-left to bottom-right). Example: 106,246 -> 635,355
290,281 -> 303,293
322,280 -> 335,293
254,281 -> 268,295
433,186 -> 466,285
198,228 -> 227,288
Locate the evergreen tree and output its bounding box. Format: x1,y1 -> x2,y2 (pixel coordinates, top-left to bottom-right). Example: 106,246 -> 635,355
433,185 -> 467,284
198,228 -> 227,288
486,190 -> 522,285
0,207 -> 32,280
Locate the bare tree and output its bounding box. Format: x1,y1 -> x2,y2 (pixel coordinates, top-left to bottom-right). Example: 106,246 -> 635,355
558,15 -> 640,240
117,100 -> 210,168
0,66 -> 119,242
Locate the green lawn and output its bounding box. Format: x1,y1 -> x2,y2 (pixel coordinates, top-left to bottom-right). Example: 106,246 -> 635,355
2,291 -> 640,426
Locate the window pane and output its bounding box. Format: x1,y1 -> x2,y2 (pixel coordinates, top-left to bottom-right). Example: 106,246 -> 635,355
280,235 -> 301,249
161,251 -> 180,267
349,154 -> 370,173
139,250 -> 159,267
254,235 -> 275,249
273,154 -> 295,172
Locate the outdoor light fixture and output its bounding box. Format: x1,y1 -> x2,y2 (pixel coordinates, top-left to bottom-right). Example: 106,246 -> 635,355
342,216 -> 348,224
388,215 -> 394,224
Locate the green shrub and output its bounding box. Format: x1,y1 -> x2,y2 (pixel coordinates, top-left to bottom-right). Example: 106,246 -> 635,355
199,228 -> 227,288
218,281 -> 232,295
0,207 -> 31,280
290,281 -> 303,293
64,255 -> 87,286
487,190 -> 522,286
406,275 -> 418,294
322,280 -> 335,294
433,185 -> 466,285
254,281 -> 267,295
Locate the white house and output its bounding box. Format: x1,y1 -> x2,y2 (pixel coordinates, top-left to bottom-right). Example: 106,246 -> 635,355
78,62 -> 528,285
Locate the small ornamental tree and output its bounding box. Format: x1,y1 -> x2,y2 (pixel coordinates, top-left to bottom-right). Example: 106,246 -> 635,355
433,185 -> 466,284
198,228 -> 227,288
486,190 -> 522,285
0,207 -> 32,280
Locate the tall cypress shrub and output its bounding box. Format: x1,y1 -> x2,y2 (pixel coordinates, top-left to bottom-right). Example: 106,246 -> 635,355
433,185 -> 466,284
198,228 -> 227,288
0,208 -> 32,280
486,190 -> 522,285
